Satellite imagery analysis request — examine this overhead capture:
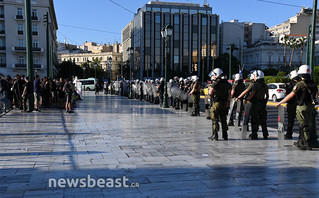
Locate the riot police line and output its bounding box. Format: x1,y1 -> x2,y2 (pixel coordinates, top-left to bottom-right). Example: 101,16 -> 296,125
107,64 -> 318,151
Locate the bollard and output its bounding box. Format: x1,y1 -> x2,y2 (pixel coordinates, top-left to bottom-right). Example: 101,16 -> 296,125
278,105 -> 285,149
241,102 -> 252,139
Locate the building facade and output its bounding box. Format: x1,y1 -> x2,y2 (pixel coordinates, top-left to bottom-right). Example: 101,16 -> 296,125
122,1 -> 219,80
268,7 -> 319,42
57,42 -> 122,80
243,41 -> 306,71
0,0 -> 58,77
219,20 -> 270,60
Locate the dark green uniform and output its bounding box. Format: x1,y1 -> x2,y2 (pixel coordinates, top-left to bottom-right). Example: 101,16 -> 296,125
191,81 -> 201,116
230,80 -> 246,125
292,79 -> 318,150
209,79 -> 232,140
285,81 -> 297,138
249,79 -> 268,139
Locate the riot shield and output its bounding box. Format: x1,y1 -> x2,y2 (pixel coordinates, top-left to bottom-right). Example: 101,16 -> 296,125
171,86 -> 178,99
167,82 -> 172,98
205,95 -> 210,119
234,99 -> 242,132
180,90 -> 187,101
278,105 -> 285,150
226,98 -> 236,125
241,102 -> 252,139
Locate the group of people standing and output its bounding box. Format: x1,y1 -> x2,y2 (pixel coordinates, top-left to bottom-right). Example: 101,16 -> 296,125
206,65 -> 317,151
0,74 -> 77,114
126,76 -> 202,117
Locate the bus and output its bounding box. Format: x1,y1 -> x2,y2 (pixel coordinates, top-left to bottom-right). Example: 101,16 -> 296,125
78,78 -> 97,91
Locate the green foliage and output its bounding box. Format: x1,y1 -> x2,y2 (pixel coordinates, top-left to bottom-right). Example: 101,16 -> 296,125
57,61 -> 84,79
264,76 -> 289,84
215,53 -> 241,78
314,66 -> 319,84
263,68 -> 278,76
277,71 -> 287,77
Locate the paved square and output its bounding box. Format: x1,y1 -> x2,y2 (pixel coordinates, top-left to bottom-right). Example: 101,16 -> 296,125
0,93 -> 318,197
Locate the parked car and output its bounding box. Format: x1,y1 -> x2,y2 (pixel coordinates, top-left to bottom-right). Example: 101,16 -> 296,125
268,83 -> 286,102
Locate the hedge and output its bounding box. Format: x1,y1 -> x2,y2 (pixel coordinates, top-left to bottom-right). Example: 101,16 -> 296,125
264,76 -> 290,84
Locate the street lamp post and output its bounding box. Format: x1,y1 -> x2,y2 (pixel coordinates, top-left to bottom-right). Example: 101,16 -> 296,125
161,24 -> 173,108
108,57 -> 112,94
83,67 -> 86,92
94,63 -> 97,80
127,47 -> 134,99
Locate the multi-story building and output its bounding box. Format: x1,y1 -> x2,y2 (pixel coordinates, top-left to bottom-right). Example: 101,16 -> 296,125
243,41 -> 306,71
219,19 -> 270,60
57,42 -> 122,80
0,0 -> 58,78
268,7 -> 319,42
121,1 -> 219,79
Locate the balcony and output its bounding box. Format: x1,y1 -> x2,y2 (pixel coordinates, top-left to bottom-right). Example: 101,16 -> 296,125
14,64 -> 27,69
18,30 -> 23,35
12,46 -> 44,54
13,64 -> 43,69
0,14 -> 4,18
0,30 -> 4,34
0,63 -> 5,67
31,16 -> 38,21
16,15 -> 23,20
32,31 -> 38,36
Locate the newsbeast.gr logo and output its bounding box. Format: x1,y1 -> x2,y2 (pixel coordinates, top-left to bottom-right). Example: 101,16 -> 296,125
48,175 -> 139,188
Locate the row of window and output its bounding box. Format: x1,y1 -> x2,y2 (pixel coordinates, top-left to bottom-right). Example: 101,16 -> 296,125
17,7 -> 38,17
62,57 -> 117,62
145,6 -> 212,15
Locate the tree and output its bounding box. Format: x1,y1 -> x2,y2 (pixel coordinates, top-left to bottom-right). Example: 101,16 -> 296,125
298,37 -> 307,65
215,53 -> 240,77
288,38 -> 298,67
57,60 -> 83,79
281,35 -> 289,67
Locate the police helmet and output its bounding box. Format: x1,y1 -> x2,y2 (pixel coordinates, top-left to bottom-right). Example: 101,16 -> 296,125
298,65 -> 311,75
191,75 -> 199,82
210,68 -> 223,79
169,79 -> 174,83
289,70 -> 298,80
160,77 -> 164,82
233,73 -> 242,81
251,70 -> 264,80
179,77 -> 184,82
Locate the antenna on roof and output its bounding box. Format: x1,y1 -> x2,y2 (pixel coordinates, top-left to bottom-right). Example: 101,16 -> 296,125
204,0 -> 209,7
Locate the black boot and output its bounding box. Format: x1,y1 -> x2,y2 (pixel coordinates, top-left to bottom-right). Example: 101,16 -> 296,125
222,131 -> 228,140
285,128 -> 293,139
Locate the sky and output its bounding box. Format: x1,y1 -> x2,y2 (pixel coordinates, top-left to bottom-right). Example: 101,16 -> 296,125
54,0 -> 315,46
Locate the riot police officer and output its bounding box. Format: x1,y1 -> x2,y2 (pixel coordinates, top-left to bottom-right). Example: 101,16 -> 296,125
284,70 -> 300,139
277,65 -> 318,150
229,73 -> 246,126
189,75 -> 201,116
245,70 -> 269,140
208,68 -> 232,141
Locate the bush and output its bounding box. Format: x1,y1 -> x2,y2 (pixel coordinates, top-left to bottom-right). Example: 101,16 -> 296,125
277,71 -> 287,77
314,66 -> 319,84
264,76 -> 290,84
263,68 -> 278,76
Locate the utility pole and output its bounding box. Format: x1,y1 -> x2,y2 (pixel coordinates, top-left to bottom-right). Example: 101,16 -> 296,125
306,25 -> 311,65
229,45 -> 232,80
44,12 -> 50,78
310,0 -> 317,79
25,0 -> 33,81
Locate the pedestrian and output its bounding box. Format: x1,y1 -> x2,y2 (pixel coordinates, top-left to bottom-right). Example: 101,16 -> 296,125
95,82 -> 99,95
208,68 -> 232,141
33,75 -> 42,111
11,75 -> 22,109
189,75 -> 201,116
277,65 -> 318,150
284,70 -> 300,139
21,77 -> 34,112
245,70 -> 269,140
63,80 -> 73,113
